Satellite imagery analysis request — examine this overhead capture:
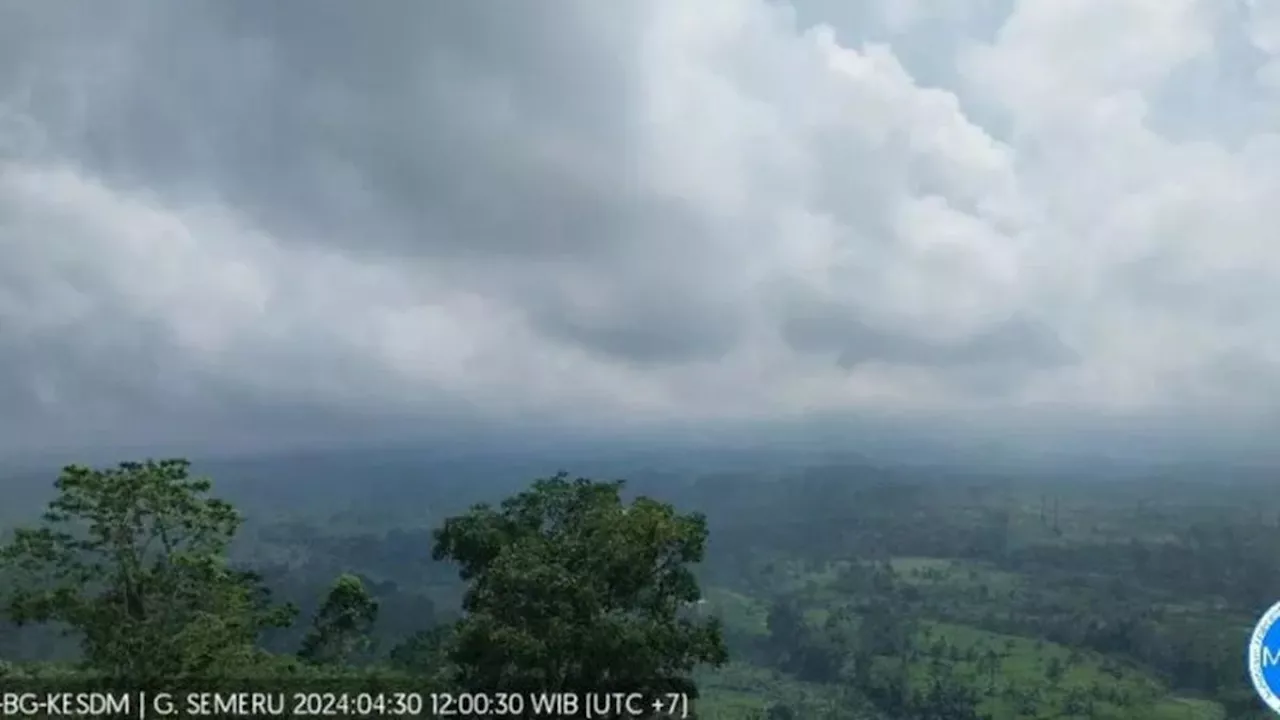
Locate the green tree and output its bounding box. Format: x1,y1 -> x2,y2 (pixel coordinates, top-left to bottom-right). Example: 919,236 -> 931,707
389,624 -> 455,685
1044,656 -> 1065,685
432,472 -> 727,699
766,703 -> 796,720
298,574 -> 379,665
766,599 -> 804,665
0,459 -> 294,678
912,667 -> 988,720
977,647 -> 1001,695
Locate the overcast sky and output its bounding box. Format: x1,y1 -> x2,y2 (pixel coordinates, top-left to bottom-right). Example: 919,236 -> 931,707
2,0 -> 1279,459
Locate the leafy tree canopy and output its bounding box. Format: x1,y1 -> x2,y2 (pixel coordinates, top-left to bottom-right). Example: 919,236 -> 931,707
432,471 -> 727,698
0,459 -> 294,679
298,573 -> 379,666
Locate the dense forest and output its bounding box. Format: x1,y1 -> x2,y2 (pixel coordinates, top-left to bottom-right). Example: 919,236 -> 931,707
0,451 -> 1277,719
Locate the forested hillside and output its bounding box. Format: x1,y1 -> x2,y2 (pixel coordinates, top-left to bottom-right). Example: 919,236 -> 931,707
0,460 -> 725,718
1,456 -> 1277,719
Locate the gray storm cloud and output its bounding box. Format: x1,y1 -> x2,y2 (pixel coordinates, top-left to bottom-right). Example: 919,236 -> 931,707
1,0 -> 1279,456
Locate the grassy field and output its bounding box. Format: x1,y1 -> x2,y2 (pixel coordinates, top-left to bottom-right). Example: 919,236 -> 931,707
890,557 -> 1023,593
695,663 -> 850,719
911,621 -> 1223,720
704,587 -> 770,637
696,555 -> 1229,720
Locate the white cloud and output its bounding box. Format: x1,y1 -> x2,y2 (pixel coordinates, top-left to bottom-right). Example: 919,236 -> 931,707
1,0 -> 1279,455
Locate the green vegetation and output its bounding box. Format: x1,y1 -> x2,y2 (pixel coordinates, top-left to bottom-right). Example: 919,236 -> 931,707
432,472 -> 727,697
687,467 -> 1269,719
1,459 -> 296,680
0,461 -> 725,718
0,455 -> 1276,719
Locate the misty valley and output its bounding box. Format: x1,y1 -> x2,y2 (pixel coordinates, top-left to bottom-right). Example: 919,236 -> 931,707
0,448 -> 1274,719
